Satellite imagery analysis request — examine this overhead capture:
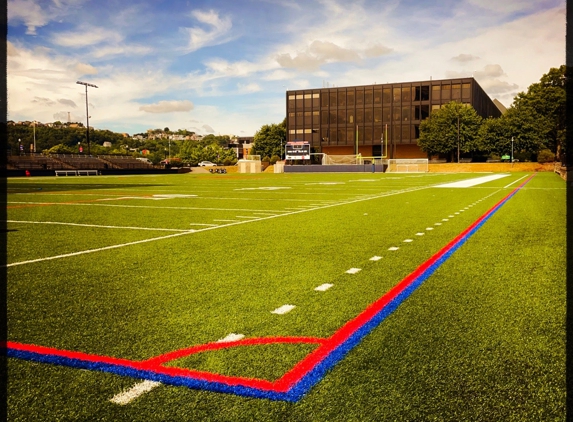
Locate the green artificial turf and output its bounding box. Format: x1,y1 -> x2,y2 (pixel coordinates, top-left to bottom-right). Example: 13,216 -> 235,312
6,171 -> 565,421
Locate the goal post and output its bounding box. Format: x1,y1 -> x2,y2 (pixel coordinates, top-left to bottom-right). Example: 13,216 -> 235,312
386,159 -> 429,173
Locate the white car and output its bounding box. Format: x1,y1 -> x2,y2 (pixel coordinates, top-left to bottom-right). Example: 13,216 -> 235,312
198,161 -> 217,167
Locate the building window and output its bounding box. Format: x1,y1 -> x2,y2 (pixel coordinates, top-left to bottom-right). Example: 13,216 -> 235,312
413,125 -> 420,139
431,104 -> 441,114
402,106 -> 410,122
321,92 -> 329,107
393,106 -> 401,121
321,110 -> 329,124
401,125 -> 410,142
365,109 -> 373,123
432,85 -> 440,102
330,91 -> 337,107
346,90 -> 355,107
347,128 -> 354,143
374,126 -> 382,143
347,110 -> 354,124
338,129 -> 346,143
330,111 -> 338,124
441,85 -> 451,100
383,88 -> 391,104
402,87 -> 411,102
338,91 -> 346,107
313,111 -> 320,125
365,90 -> 373,105
374,89 -> 381,105
356,90 -> 364,106
393,87 -> 401,102
452,84 -> 461,100
462,83 -> 471,99
338,110 -> 346,124
305,111 -> 312,125
313,93 -> 320,107
288,95 -> 295,109
365,127 -> 373,142
383,107 -> 391,122
356,109 -> 364,124
374,108 -> 382,123
296,111 -> 303,126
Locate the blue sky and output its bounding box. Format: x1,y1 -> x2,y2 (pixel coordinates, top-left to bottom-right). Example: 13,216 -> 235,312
8,0 -> 565,137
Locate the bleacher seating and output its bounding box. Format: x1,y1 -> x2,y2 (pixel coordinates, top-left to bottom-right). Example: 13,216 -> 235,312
7,154 -> 71,170
98,155 -> 153,169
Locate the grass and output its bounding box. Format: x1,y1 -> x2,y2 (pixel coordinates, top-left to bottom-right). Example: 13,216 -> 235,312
6,171 -> 565,420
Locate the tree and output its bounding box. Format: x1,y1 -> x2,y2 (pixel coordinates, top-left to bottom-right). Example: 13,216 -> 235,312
418,102 -> 482,161
251,123 -> 286,159
505,65 -> 566,160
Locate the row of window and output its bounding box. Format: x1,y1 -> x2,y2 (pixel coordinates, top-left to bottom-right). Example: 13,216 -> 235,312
289,103 -> 470,127
289,124 -> 420,144
288,84 -> 471,110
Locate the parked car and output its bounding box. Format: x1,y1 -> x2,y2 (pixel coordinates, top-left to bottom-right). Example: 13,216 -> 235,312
136,157 -> 153,165
198,161 -> 217,167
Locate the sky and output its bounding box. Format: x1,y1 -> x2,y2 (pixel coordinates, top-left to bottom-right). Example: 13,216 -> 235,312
7,0 -> 566,137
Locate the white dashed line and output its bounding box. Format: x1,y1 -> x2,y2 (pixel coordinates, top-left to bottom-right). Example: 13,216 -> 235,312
403,239 -> 413,243
110,380 -> 161,406
449,215 -> 455,218
315,283 -> 334,291
217,333 -> 245,343
369,256 -> 382,261
346,268 -> 362,274
426,227 -> 434,231
388,247 -> 399,251
271,305 -> 296,315
442,218 -> 449,221
416,232 -> 425,236
434,223 -> 442,226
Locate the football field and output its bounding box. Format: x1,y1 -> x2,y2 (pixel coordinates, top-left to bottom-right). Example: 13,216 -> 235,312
6,171 -> 565,420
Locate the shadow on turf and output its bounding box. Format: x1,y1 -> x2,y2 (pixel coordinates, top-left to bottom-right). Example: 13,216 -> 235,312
7,183 -> 167,193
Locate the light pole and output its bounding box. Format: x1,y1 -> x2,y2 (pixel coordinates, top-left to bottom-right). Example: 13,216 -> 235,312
33,120 -> 36,153
76,81 -> 98,155
457,113 -> 460,163
511,137 -> 514,163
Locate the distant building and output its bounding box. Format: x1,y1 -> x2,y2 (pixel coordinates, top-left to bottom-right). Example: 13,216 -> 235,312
286,77 -> 502,159
229,136 -> 254,159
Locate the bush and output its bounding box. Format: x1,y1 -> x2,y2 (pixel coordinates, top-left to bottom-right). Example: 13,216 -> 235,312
536,149 -> 555,163
270,155 -> 280,165
223,158 -> 234,166
262,156 -> 271,163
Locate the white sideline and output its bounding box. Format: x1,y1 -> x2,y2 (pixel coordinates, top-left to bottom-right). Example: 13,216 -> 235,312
6,220 -> 192,232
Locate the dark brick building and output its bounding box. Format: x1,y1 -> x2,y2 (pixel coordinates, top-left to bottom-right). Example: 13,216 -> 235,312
286,77 -> 502,159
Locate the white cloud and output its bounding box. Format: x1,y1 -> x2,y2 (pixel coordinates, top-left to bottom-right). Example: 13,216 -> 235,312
183,9 -> 233,53
58,98 -> 77,108
237,83 -> 261,93
51,27 -> 123,47
364,44 -> 393,58
451,54 -> 480,63
139,100 -> 195,114
7,41 -> 20,56
8,0 -> 50,35
75,63 -> 98,75
202,124 -> 215,133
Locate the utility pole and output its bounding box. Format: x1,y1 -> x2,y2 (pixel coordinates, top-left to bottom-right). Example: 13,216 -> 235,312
457,113 -> 460,163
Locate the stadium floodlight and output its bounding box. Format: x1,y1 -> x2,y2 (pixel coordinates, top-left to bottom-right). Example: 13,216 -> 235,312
76,81 -> 98,156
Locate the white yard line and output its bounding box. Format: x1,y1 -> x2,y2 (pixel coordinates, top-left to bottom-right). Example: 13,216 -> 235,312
6,220 -> 192,232
314,283 -> 334,291
504,174 -> 529,189
6,185 -> 432,268
110,380 -> 162,405
271,305 -> 296,315
346,268 -> 362,274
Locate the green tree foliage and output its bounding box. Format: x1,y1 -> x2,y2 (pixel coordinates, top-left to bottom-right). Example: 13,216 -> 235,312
418,102 -> 482,161
251,123 -> 286,159
504,65 -> 566,159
